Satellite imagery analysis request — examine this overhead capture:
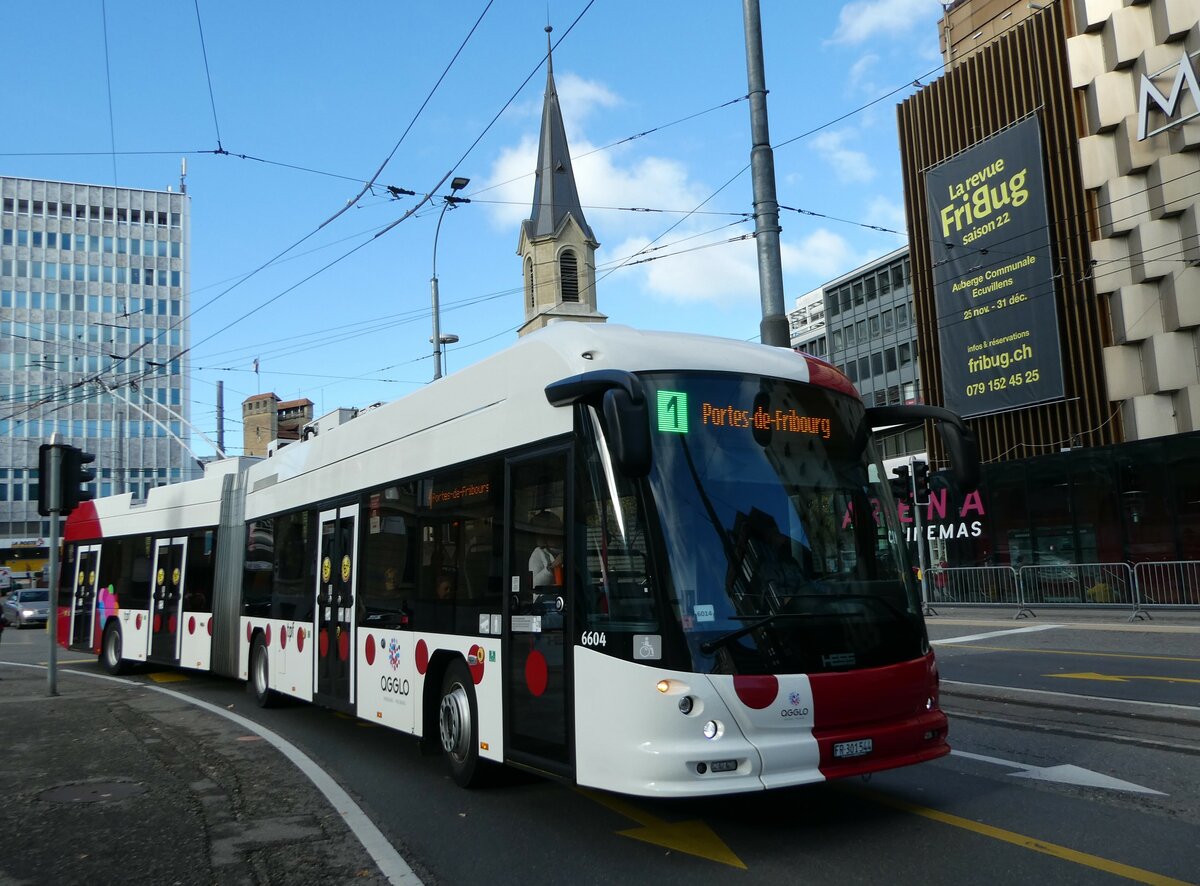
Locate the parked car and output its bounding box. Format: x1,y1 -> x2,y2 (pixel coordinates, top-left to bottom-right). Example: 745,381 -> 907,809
1,588 -> 49,628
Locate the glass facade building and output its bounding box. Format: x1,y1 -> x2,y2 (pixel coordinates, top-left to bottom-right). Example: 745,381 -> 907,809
0,176 -> 193,543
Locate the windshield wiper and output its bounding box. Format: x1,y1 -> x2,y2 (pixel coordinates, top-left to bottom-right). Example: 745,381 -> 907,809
699,612 -> 811,655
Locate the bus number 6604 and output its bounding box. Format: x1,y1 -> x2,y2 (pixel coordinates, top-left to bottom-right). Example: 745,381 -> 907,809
581,630 -> 607,647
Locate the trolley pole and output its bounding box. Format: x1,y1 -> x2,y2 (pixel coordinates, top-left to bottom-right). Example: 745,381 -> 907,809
45,440 -> 62,697
742,0 -> 789,348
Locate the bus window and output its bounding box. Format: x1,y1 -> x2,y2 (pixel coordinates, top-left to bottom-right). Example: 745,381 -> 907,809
417,463 -> 502,634
577,407 -> 656,633
184,529 -> 216,614
360,483 -> 418,628
272,512 -> 314,622
242,519 -> 273,618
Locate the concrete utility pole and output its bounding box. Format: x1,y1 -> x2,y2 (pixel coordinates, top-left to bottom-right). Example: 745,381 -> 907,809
742,0 -> 789,347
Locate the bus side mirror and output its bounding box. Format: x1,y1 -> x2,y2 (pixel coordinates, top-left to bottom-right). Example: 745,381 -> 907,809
602,387 -> 651,478
546,370 -> 652,478
866,404 -> 980,493
937,422 -> 980,492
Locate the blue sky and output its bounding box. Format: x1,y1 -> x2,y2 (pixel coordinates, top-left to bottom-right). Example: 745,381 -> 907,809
3,1 -> 947,457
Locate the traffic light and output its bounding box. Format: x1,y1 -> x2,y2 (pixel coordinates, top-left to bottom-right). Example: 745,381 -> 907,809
890,464 -> 912,502
37,444 -> 55,517
60,444 -> 96,515
912,459 -> 930,501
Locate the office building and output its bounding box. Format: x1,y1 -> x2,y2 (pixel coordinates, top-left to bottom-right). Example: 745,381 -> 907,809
0,175 -> 192,543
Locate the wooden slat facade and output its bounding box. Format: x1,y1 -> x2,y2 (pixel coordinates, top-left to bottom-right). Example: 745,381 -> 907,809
898,2 -> 1119,467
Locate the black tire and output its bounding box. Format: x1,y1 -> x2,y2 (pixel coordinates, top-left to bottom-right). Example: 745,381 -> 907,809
438,660 -> 482,787
250,635 -> 277,708
100,621 -> 129,675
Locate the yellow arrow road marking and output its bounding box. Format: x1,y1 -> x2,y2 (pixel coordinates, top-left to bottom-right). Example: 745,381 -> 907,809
147,671 -> 190,683
850,788 -> 1195,886
577,788 -> 746,869
1047,672 -> 1200,685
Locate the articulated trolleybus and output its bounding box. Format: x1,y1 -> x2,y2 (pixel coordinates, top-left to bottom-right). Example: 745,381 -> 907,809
59,323 -> 978,797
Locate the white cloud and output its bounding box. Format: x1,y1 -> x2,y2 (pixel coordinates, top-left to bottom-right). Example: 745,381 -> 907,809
811,131 -> 876,184
609,232 -> 760,305
829,0 -> 941,45
864,195 -> 909,242
847,53 -> 880,95
784,228 -> 864,279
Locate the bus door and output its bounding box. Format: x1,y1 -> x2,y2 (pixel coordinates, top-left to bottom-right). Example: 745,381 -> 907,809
69,544 -> 102,650
149,536 -> 187,665
315,504 -> 358,711
504,450 -> 572,774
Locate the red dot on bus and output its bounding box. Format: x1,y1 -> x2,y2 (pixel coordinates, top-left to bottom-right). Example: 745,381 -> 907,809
338,630 -> 349,662
365,635 -> 376,666
469,644 -> 485,684
319,628 -> 329,658
296,627 -> 305,651
415,640 -> 429,675
168,615 -> 177,635
153,614 -> 161,633
265,625 -> 272,647
207,618 -> 213,637
136,613 -> 143,630
525,651 -> 548,697
246,622 -> 252,643
188,616 -> 196,635
733,674 -> 779,710
280,626 -> 288,650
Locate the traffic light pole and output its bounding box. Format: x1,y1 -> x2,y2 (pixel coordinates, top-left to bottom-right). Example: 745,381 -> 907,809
45,442 -> 62,697
910,456 -> 937,617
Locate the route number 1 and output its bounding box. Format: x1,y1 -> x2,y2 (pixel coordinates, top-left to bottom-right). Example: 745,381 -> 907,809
657,390 -> 689,434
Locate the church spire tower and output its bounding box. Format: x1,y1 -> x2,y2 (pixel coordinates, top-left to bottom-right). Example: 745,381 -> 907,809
517,25 -> 605,336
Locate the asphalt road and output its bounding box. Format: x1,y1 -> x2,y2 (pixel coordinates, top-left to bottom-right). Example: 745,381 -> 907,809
3,616 -> 1198,885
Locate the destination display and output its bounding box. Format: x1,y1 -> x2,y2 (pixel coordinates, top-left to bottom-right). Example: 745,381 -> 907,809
655,389 -> 833,440
924,116 -> 1064,418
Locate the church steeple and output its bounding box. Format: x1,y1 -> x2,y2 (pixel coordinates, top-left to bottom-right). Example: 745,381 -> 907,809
517,25 -> 605,337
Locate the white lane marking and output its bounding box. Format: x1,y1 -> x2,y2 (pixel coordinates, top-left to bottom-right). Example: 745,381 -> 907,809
1,661 -> 420,885
942,679 -> 1200,714
950,749 -> 1165,795
933,624 -> 1063,644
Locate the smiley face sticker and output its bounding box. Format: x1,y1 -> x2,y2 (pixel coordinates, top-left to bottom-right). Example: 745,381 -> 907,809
341,554 -> 352,583
322,556 -> 332,583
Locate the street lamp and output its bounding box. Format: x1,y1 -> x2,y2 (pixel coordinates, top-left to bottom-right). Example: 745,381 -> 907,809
430,176 -> 470,381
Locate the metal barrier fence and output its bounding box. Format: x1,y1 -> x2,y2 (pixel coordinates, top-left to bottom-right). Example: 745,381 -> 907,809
1133,561 -> 1200,609
927,566 -> 1020,606
925,560 -> 1200,620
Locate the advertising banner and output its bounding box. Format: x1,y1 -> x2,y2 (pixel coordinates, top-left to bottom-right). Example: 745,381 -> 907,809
925,116 -> 1064,418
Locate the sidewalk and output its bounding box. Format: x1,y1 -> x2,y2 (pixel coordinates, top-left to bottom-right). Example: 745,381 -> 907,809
924,603 -> 1200,629
0,663 -> 393,886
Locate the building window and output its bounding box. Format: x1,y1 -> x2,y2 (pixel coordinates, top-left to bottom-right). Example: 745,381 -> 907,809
559,249 -> 579,303
525,257 -> 534,309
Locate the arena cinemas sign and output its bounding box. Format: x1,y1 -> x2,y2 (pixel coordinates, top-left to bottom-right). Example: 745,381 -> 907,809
1138,50 -> 1199,140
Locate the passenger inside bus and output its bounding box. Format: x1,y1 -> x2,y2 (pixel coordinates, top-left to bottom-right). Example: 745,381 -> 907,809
528,509 -> 564,597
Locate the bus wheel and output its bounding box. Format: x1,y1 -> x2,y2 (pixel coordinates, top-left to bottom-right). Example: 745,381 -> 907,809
438,661 -> 481,787
250,635 -> 277,708
101,622 -> 129,675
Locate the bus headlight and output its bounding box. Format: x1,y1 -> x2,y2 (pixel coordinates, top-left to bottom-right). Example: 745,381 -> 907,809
702,720 -> 723,740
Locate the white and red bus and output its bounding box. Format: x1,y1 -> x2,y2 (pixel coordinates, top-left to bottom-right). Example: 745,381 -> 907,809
57,323 -> 978,796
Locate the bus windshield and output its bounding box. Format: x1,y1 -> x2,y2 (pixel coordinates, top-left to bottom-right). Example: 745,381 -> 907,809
642,371 -> 924,676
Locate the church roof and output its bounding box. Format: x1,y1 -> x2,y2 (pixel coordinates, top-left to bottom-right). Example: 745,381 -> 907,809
524,30 -> 595,244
